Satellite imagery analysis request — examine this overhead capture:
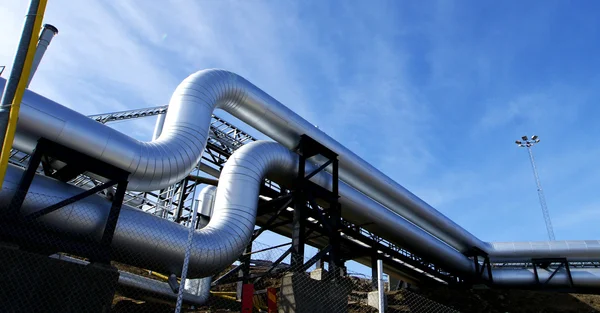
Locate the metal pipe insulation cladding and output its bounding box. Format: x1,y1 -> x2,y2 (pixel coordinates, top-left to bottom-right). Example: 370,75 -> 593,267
4,141 -> 600,289
3,70 -> 482,252
3,69 -> 600,266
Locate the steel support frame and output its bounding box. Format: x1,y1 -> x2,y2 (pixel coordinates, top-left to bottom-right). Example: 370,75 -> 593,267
253,195 -> 293,241
532,257 -> 574,288
339,220 -> 453,283
209,133 -> 453,286
291,134 -> 342,280
212,184 -> 339,286
465,247 -> 493,285
1,138 -> 130,264
215,184 -> 453,287
371,253 -> 379,290
211,193 -> 300,287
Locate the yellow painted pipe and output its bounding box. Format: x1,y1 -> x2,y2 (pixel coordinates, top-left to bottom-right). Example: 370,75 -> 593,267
148,270 -> 248,301
148,270 -> 171,282
0,0 -> 48,188
211,291 -> 237,296
212,293 -> 237,301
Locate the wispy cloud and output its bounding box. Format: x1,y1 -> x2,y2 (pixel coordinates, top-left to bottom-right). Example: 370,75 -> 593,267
553,203 -> 600,234
2,0 -> 600,247
476,85 -> 585,132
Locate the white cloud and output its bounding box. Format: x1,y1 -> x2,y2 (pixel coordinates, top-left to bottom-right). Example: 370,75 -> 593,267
477,88 -> 581,131
2,0 -> 599,246
553,202 -> 600,236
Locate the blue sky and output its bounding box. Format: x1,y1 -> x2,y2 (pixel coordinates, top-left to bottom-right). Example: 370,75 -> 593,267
2,0 -> 600,269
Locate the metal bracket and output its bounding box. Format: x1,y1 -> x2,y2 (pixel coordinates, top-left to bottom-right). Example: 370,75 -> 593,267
3,138 -> 130,264
532,257 -> 574,288
291,134 -> 341,278
23,180 -> 119,222
465,247 -> 493,285
253,194 -> 294,241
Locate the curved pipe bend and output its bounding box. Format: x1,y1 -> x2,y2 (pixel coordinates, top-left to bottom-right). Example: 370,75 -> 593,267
5,71 -> 600,263
205,141 -> 600,289
0,140 -> 298,278
4,142 -> 600,289
7,71 -> 482,252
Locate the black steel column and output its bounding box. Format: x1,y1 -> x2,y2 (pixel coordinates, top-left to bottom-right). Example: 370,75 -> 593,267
371,253 -> 378,290
2,138 -> 131,267
6,141 -> 46,217
328,208 -> 341,280
291,152 -> 306,270
237,242 -> 253,302
240,242 -> 252,284
328,157 -> 340,279
174,178 -> 187,222
315,252 -> 325,270
98,180 -> 128,263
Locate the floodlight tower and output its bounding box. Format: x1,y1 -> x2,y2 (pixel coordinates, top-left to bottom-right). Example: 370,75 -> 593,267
515,135 -> 556,241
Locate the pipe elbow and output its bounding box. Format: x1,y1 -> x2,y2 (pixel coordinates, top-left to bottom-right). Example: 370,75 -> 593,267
185,141 -> 296,277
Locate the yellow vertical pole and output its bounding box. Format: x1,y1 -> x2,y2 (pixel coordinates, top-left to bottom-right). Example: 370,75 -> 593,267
0,0 -> 48,188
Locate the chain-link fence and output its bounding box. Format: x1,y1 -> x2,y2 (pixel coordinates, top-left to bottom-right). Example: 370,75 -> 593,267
190,241 -> 462,313
384,289 -> 460,313
0,185 -> 461,313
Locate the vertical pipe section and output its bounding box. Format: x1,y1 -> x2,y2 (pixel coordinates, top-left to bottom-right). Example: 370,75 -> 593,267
152,113 -> 166,140
27,24 -> 58,87
183,186 -> 217,306
0,0 -> 47,188
153,112 -> 168,217
175,183 -> 202,312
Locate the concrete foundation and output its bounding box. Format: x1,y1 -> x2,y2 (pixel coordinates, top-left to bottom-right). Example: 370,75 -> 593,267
0,246 -> 119,313
367,291 -> 387,311
388,277 -> 411,291
279,272 -> 350,313
309,268 -> 328,280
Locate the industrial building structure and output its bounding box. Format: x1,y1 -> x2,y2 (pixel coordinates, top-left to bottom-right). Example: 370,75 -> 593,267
0,6 -> 599,310
1,67 -> 600,312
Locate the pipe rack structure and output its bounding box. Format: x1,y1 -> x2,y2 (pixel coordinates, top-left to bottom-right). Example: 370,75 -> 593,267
2,69 -> 600,292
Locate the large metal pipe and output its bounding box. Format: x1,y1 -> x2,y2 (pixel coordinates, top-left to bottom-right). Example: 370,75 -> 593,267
3,71 -> 600,263
489,241 -> 600,262
0,140 -> 303,278
0,141 -> 469,279
6,70 -> 481,252
195,185 -> 216,229
53,254 -> 209,305
184,186 -> 216,300
4,140 -> 600,289
27,24 -> 58,87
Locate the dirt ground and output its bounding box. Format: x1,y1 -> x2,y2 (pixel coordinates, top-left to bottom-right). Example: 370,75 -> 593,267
418,286 -> 600,313
112,285 -> 600,312
110,262 -> 600,312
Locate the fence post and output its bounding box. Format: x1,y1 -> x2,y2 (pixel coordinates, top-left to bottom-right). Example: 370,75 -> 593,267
378,259 -> 385,313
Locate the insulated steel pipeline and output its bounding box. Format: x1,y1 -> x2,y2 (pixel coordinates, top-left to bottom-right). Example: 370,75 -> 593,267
2,71 -> 600,286
1,162 -> 248,278
184,185 -> 216,300
3,141 -> 600,289
53,255 -> 210,305
3,72 -> 481,252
